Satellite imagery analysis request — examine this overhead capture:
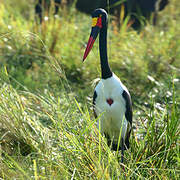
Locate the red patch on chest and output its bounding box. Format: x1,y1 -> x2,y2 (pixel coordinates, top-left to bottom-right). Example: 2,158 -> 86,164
106,98 -> 114,106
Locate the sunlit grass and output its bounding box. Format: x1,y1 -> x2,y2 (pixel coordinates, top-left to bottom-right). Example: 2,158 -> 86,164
0,74 -> 179,179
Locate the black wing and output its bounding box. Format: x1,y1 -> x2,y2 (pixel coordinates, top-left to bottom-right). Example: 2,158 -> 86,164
93,90 -> 97,118
122,90 -> 133,149
122,90 -> 132,124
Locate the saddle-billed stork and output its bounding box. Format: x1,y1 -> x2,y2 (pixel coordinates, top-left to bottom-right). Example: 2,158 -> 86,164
83,8 -> 132,163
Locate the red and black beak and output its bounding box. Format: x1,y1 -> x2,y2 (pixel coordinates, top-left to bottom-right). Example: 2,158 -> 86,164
83,17 -> 102,61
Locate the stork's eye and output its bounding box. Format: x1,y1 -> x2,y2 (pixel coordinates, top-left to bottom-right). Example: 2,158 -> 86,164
92,17 -> 102,28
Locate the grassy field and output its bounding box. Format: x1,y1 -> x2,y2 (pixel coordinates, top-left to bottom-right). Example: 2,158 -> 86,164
0,0 -> 179,179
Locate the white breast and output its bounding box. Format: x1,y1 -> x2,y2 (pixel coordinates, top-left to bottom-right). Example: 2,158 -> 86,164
94,74 -> 129,144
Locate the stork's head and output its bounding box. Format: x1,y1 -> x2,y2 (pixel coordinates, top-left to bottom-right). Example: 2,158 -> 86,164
83,8 -> 108,61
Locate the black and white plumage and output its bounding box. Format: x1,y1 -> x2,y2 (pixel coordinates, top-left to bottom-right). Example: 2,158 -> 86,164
83,8 -> 132,163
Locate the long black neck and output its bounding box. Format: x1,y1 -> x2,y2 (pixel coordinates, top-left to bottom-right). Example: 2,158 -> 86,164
99,23 -> 112,79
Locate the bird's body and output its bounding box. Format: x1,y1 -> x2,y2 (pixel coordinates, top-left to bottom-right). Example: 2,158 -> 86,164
83,8 -> 132,163
94,73 -> 131,150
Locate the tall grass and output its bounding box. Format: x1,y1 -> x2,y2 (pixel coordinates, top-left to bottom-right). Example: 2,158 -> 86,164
0,72 -> 179,179
0,0 -> 180,179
